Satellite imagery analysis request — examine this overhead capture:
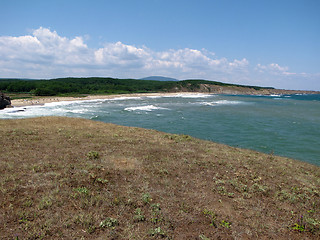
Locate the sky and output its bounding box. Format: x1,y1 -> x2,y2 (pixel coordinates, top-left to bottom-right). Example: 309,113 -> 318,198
0,0 -> 319,90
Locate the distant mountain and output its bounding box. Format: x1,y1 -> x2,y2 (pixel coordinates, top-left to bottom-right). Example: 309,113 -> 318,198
140,76 -> 178,81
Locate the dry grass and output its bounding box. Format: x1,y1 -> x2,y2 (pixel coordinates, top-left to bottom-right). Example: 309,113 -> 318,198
0,116 -> 319,239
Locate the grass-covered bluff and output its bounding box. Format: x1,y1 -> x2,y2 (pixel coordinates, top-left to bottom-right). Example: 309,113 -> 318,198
0,117 -> 319,239
0,77 -> 273,96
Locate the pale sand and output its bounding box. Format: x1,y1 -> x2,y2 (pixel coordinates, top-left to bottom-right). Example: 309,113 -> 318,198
10,92 -> 206,107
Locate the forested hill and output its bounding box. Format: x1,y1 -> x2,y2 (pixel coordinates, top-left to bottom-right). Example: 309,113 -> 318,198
0,77 -> 318,96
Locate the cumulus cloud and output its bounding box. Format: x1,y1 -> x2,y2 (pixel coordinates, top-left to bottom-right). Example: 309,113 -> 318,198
0,27 -> 318,90
0,27 -> 250,79
256,63 -> 290,74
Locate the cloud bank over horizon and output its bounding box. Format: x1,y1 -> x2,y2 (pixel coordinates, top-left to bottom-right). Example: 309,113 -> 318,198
0,27 -> 319,90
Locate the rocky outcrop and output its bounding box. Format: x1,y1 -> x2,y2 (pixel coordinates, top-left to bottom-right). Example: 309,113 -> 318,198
0,92 -> 11,109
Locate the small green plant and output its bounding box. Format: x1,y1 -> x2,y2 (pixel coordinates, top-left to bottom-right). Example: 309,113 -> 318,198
99,217 -> 118,229
292,215 -> 306,232
23,199 -> 33,207
150,203 -> 162,223
220,220 -> 231,228
96,178 -> 108,184
149,227 -> 166,237
142,193 -> 151,204
38,196 -> 52,210
165,134 -> 192,142
87,151 -> 100,160
292,223 -> 305,232
133,208 -> 145,222
151,203 -> 161,211
74,187 -> 89,195
203,209 -> 217,227
251,183 -> 269,195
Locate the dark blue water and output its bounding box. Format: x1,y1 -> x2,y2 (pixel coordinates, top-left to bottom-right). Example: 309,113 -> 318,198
1,93 -> 319,165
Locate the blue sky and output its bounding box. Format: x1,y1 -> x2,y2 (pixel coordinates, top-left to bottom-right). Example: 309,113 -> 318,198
0,0 -> 319,90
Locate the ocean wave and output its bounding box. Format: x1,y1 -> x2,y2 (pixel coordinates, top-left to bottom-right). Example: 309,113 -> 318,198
269,94 -> 282,97
1,106 -> 28,114
201,100 -> 245,106
0,105 -> 48,118
164,93 -> 213,98
201,102 -> 217,106
111,96 -> 142,101
66,109 -> 89,114
124,105 -> 169,112
44,100 -> 83,107
145,96 -> 163,99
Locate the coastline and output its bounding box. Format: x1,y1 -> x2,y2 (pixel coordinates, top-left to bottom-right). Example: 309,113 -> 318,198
9,88 -> 320,108
10,92 -> 207,108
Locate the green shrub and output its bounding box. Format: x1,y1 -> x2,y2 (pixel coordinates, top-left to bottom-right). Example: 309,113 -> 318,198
87,151 -> 100,160
99,217 -> 118,228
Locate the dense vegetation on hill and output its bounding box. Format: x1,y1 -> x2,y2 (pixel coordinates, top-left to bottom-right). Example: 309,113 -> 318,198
0,77 -> 273,96
0,117 -> 319,239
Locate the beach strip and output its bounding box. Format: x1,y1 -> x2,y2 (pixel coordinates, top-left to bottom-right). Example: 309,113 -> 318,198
10,92 -> 206,108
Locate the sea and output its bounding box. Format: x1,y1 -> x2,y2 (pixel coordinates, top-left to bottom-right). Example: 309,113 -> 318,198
1,93 -> 319,166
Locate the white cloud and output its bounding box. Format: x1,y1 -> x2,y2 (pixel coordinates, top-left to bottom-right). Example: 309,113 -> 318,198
0,27 -> 251,80
0,27 -> 318,90
256,63 -> 289,73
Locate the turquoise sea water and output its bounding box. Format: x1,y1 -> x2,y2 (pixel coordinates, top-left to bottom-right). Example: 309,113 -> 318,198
1,93 -> 320,166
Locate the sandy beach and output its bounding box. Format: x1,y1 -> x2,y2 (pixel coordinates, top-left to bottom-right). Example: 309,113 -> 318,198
10,92 -> 204,108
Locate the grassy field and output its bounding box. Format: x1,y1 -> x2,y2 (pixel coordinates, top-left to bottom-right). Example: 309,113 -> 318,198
0,117 -> 319,239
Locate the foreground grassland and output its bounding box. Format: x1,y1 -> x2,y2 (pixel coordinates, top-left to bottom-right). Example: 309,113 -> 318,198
0,117 -> 319,239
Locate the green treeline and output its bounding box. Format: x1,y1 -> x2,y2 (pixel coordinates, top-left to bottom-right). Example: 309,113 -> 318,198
0,77 -> 273,96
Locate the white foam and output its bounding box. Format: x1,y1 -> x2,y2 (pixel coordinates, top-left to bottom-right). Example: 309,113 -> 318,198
1,106 -> 28,113
160,93 -> 213,99
269,94 -> 282,97
201,102 -> 217,106
213,100 -> 245,105
146,96 -> 163,99
0,105 -> 50,119
200,100 -> 247,106
67,109 -> 89,114
44,100 -> 83,107
124,105 -> 169,112
111,96 -> 142,101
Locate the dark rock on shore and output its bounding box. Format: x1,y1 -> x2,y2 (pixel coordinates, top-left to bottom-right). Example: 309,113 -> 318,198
0,92 -> 11,110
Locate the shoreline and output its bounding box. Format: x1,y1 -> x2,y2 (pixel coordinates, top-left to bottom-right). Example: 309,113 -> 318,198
10,92 -> 207,108
8,90 -> 320,108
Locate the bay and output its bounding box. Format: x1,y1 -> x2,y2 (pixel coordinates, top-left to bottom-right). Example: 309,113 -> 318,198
1,93 -> 319,166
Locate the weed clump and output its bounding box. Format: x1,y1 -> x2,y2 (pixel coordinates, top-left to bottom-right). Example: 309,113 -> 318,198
133,208 -> 146,222
142,193 -> 152,204
87,151 -> 100,160
149,227 -> 167,238
99,217 -> 118,228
